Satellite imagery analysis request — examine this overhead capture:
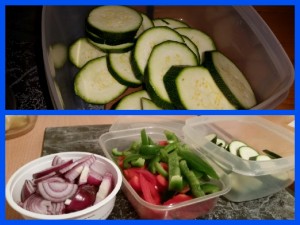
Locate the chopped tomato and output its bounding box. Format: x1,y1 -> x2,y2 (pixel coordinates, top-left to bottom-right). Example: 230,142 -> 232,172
156,174 -> 168,192
163,194 -> 193,206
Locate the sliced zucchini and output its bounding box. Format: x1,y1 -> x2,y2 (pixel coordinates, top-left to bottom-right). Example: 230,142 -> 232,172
237,146 -> 259,160
115,90 -> 150,109
74,56 -> 127,104
205,133 -> 217,144
69,37 -> 106,68
87,38 -> 134,53
107,51 -> 142,87
228,140 -> 247,156
262,149 -> 282,159
182,35 -> 200,62
249,155 -> 272,161
50,43 -> 67,69
216,138 -> 227,148
145,41 -> 198,109
163,66 -> 236,109
203,51 -> 257,109
131,26 -> 184,79
135,13 -> 154,38
175,27 -> 216,63
86,6 -> 142,44
153,18 -> 189,29
141,97 -> 162,110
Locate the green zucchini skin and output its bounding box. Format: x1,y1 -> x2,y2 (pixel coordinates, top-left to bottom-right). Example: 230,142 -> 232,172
203,51 -> 245,109
162,66 -> 187,109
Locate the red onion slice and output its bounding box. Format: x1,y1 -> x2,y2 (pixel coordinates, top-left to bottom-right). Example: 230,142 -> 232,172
52,155 -> 65,166
22,193 -> 53,215
51,202 -> 65,215
87,170 -> 103,186
95,172 -> 113,204
32,159 -> 73,179
21,180 -> 36,202
37,182 -> 78,202
78,165 -> 90,185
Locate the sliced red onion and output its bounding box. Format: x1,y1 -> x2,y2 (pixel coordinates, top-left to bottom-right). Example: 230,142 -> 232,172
32,159 -> 73,179
59,155 -> 94,174
21,180 -> 36,202
41,176 -> 66,183
37,182 -> 78,202
51,202 -> 65,215
64,156 -> 96,182
33,171 -> 57,184
89,160 -> 106,175
52,155 -> 65,166
22,193 -> 53,215
87,170 -> 103,186
95,172 -> 113,204
78,165 -> 90,185
65,184 -> 98,213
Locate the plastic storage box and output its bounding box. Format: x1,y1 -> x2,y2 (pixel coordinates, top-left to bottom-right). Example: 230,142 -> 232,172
99,123 -> 231,219
41,6 -> 294,109
183,116 -> 294,202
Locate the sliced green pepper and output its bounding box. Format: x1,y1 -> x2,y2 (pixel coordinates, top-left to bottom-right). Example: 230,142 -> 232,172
200,183 -> 220,194
168,151 -> 183,191
112,147 -> 123,156
141,129 -> 149,145
154,162 -> 168,177
164,130 -> 179,143
178,147 -> 219,180
123,154 -> 143,169
139,145 -> 161,156
131,157 -> 146,167
179,160 -> 205,198
148,155 -> 161,174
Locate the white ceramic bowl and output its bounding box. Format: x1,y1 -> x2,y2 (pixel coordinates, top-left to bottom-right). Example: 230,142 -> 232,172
6,152 -> 122,219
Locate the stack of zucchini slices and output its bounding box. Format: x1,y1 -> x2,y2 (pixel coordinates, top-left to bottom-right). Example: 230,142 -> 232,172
69,5 -> 257,109
205,133 -> 281,161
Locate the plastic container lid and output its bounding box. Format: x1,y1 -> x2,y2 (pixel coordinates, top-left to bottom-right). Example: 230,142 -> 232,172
183,116 -> 294,176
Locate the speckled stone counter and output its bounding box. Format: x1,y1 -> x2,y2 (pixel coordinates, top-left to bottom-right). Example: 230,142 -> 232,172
42,124 -> 295,220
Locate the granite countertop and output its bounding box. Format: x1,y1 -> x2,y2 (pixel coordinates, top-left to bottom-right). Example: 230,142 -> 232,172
42,124 -> 295,220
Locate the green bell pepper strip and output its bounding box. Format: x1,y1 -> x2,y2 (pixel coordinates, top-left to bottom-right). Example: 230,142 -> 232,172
148,155 -> 161,174
131,157 -> 146,167
112,148 -> 123,156
179,160 -> 205,198
164,130 -> 179,143
200,183 -> 220,194
178,148 -> 219,180
139,145 -> 161,156
123,154 -> 143,169
154,162 -> 168,178
168,151 -> 183,191
141,129 -> 149,145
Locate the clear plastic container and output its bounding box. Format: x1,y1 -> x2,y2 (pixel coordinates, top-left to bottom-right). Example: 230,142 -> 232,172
41,6 -> 294,109
183,116 -> 294,202
99,125 -> 231,219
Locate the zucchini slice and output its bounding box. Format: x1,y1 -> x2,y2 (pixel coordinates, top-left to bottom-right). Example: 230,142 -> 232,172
132,26 -> 184,79
175,27 -> 216,63
69,37 -> 106,68
203,51 -> 257,109
228,140 -> 247,156
153,18 -> 189,29
115,90 -> 150,109
74,56 -> 127,104
107,51 -> 142,87
87,38 -> 134,53
182,35 -> 200,63
237,146 -> 259,160
86,6 -> 142,44
262,149 -> 282,159
135,13 -> 154,38
205,133 -> 217,144
141,97 -> 162,110
145,41 -> 198,109
163,66 -> 236,109
216,138 -> 227,148
250,155 -> 272,161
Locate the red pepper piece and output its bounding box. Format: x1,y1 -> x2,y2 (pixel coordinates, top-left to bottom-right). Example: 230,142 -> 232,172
163,193 -> 193,206
156,174 -> 168,192
158,140 -> 169,146
139,173 -> 160,205
129,175 -> 141,192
